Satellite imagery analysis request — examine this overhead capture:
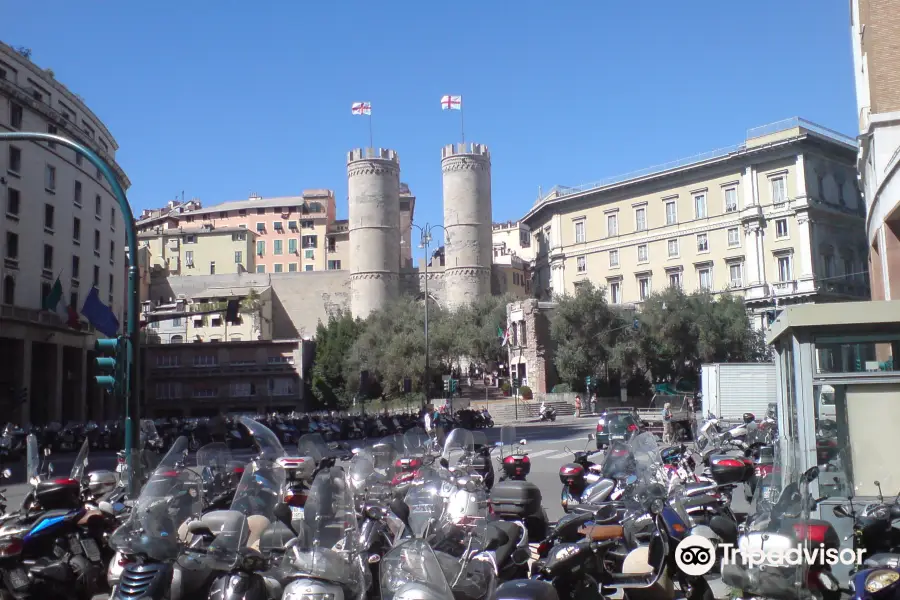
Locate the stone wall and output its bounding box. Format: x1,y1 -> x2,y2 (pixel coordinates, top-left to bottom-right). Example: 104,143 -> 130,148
150,270 -> 351,339
506,299 -> 559,394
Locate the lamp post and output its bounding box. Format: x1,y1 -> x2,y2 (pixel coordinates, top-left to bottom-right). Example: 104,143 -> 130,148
0,132 -> 141,495
409,222 -> 447,406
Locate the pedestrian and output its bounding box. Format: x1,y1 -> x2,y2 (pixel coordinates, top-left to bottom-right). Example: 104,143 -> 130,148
590,393 -> 597,414
662,402 -> 673,444
574,395 -> 582,418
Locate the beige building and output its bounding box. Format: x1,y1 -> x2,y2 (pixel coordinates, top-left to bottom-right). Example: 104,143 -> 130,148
0,41 -> 130,423
492,220 -> 534,262
850,0 -> 900,301
521,118 -> 869,331
138,226 -> 257,278
142,338 -> 309,417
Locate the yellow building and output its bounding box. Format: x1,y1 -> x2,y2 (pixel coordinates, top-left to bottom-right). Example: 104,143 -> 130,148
523,118 -> 870,328
138,226 -> 257,277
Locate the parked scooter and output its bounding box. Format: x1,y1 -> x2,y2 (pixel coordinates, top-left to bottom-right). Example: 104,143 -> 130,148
539,403 -> 557,422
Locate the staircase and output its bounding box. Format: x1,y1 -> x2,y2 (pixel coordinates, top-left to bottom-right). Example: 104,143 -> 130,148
488,399 -> 576,423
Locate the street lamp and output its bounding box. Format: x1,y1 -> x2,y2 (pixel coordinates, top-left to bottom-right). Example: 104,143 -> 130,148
408,222 -> 447,406
0,132 -> 141,495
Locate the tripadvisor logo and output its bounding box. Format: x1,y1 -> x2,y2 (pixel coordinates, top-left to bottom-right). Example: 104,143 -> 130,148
675,535 -> 864,576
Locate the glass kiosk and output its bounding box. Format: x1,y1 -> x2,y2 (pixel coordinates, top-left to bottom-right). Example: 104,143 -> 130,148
767,301 -> 900,577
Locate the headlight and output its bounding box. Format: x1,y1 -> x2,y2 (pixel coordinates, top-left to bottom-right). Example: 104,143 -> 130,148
866,570 -> 900,593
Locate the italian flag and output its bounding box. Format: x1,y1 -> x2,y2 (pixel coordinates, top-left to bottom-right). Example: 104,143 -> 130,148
42,276 -> 80,328
498,326 -> 510,347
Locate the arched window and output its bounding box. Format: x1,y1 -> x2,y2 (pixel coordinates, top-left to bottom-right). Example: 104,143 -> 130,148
2,275 -> 14,305
170,335 -> 184,344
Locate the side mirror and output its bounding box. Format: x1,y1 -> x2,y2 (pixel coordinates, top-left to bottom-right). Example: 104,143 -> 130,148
98,501 -> 115,516
439,458 -> 449,469
273,502 -> 293,526
832,505 -> 851,518
587,434 -> 595,441
1,469 -> 10,479
804,466 -> 820,483
519,439 -> 527,446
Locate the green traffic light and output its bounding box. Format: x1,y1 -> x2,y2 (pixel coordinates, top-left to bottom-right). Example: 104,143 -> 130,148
95,375 -> 116,390
96,338 -> 119,353
96,357 -> 117,371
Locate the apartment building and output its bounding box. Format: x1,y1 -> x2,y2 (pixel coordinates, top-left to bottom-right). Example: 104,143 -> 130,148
142,285 -> 274,344
492,220 -> 534,262
137,185 -> 416,275
523,118 -> 869,331
139,226 -> 257,278
0,42 -> 130,424
143,338 -> 307,417
850,0 -> 900,301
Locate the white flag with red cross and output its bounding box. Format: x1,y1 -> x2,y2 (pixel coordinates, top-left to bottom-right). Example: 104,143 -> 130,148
351,102 -> 371,115
440,95 -> 462,111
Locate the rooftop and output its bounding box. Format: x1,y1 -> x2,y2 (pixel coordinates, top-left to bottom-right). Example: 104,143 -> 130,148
528,117 -> 857,219
138,225 -> 256,238
192,285 -> 271,300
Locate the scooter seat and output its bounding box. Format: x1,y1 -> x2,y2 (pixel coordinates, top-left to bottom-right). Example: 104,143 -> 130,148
579,524 -> 624,541
486,521 -> 521,567
863,553 -> 900,569
682,494 -> 721,509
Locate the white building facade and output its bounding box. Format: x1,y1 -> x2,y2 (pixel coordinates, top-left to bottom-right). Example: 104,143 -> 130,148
0,41 -> 131,424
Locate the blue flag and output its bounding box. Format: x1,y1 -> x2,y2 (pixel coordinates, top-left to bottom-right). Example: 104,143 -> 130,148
81,287 -> 119,337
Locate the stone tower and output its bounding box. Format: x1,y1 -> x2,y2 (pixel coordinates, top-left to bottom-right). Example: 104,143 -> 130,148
442,143 -> 493,309
347,148 -> 401,318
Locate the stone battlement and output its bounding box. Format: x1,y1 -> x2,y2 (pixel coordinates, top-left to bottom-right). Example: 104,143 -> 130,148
441,143 -> 490,160
347,148 -> 399,164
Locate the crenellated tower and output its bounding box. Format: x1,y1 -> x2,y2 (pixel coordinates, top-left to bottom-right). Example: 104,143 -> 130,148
442,143 -> 493,309
347,148 -> 401,318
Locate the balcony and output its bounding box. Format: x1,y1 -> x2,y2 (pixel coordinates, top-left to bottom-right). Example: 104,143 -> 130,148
771,280 -> 798,295
147,359 -> 297,376
0,304 -> 94,333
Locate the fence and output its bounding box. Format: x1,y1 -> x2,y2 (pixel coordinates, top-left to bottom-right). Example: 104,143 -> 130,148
532,392 -> 654,409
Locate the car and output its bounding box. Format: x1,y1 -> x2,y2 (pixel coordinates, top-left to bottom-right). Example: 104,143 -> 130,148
595,408 -> 643,450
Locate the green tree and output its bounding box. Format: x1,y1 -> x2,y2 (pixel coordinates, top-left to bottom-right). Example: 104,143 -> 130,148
345,298 -> 429,399
310,311 -> 362,409
453,294 -> 514,371
549,282 -> 625,390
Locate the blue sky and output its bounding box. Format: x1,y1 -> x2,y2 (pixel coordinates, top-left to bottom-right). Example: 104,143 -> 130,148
4,1 -> 857,257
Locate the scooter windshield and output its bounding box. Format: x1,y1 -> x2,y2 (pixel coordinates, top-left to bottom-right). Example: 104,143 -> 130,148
403,428 -> 430,456
194,442 -> 234,500
196,459 -> 286,571
404,468 -> 446,538
441,429 -> 474,469
25,433 -> 39,484
109,437 -> 202,561
297,433 -> 330,463
349,448 -> 392,507
282,467 -> 369,594
372,437 -> 400,473
239,416 -> 285,461
380,539 -> 454,600
70,438 -> 90,481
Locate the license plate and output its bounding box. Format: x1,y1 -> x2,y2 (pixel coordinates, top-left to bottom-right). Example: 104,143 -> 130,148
291,506 -> 304,519
611,435 -> 624,440
8,568 -> 28,590
82,538 -> 101,562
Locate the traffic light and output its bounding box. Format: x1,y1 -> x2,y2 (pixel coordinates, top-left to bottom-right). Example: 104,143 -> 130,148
402,377 -> 412,394
512,378 -> 520,388
359,370 -> 370,396
585,375 -> 592,388
450,379 -> 458,393
225,299 -> 240,324
443,379 -> 450,393
95,337 -> 123,394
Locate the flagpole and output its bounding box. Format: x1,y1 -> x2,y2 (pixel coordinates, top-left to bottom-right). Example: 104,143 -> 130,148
369,113 -> 373,148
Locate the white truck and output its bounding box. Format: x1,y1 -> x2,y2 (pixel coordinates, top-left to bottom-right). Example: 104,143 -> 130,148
700,362 -> 776,420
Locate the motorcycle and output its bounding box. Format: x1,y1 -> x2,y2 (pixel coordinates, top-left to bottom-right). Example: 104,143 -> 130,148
539,403 -> 556,422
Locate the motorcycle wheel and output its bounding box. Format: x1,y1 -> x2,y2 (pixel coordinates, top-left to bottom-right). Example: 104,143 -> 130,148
683,576 -> 714,600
